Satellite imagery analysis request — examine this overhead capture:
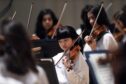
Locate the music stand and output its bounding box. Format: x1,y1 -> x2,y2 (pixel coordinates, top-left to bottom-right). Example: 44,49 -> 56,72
84,50 -> 114,84
32,39 -> 63,59
37,58 -> 59,84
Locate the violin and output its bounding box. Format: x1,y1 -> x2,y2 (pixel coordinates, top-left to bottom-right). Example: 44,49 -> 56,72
47,28 -> 55,37
113,29 -> 126,43
85,25 -> 107,42
63,44 -> 81,71
69,45 -> 81,60
48,24 -> 62,38
92,25 -> 107,40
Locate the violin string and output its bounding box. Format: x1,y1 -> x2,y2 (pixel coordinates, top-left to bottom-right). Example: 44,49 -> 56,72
105,2 -> 112,12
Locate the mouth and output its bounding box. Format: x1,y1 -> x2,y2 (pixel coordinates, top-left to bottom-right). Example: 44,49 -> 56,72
63,47 -> 68,51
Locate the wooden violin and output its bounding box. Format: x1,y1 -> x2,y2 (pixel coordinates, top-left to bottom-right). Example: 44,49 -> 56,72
113,29 -> 126,43
63,44 -> 81,71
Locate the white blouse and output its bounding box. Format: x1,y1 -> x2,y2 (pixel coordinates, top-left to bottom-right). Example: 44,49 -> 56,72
53,52 -> 89,84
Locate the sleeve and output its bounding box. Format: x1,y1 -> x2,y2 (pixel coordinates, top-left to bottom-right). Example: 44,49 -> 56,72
65,54 -> 89,84
103,33 -> 118,50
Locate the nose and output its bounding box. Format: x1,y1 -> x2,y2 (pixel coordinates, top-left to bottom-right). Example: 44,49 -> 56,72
90,19 -> 94,26
46,19 -> 50,24
62,42 -> 66,48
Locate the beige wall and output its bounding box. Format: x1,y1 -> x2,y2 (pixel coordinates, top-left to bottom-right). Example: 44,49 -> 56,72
0,0 -> 126,35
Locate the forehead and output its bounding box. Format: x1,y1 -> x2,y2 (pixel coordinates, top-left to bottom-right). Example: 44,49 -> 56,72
43,14 -> 52,18
58,38 -> 72,41
88,12 -> 94,17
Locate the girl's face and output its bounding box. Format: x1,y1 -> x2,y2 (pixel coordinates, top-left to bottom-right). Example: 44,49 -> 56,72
42,14 -> 53,31
58,38 -> 74,51
88,12 -> 95,26
88,12 -> 99,28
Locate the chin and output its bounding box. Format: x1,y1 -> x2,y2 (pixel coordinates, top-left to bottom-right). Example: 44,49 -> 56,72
61,48 -> 66,51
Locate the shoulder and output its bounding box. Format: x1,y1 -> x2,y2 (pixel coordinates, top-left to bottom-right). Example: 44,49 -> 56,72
103,32 -> 113,38
102,32 -> 118,49
0,75 -> 23,84
103,32 -> 117,43
102,32 -> 116,42
79,52 -> 86,60
36,66 -> 47,79
36,66 -> 45,75
36,66 -> 49,84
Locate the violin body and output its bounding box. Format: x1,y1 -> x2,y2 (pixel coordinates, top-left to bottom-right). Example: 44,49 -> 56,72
113,29 -> 126,43
47,28 -> 55,37
113,32 -> 123,43
63,45 -> 81,71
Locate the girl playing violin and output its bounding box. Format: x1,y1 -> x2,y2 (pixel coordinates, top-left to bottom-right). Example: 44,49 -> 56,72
32,9 -> 58,40
113,10 -> 126,44
53,26 -> 89,84
31,9 -> 58,54
84,4 -> 118,51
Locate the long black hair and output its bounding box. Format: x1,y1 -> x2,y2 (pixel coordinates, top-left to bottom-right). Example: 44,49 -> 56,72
81,4 -> 93,39
0,20 -> 38,75
89,4 -> 111,28
35,9 -> 58,39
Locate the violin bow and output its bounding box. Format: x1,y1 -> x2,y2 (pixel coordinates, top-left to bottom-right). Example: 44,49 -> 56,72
11,11 -> 16,20
105,2 -> 112,12
26,0 -> 35,31
89,2 -> 104,36
51,0 -> 69,39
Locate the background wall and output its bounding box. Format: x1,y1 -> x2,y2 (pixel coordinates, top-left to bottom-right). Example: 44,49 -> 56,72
0,0 -> 126,35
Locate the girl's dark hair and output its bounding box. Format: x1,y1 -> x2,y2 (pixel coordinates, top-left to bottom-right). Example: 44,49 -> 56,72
89,4 -> 111,27
35,9 -> 58,39
114,10 -> 126,27
0,20 -> 38,75
56,26 -> 78,40
121,5 -> 126,13
81,4 -> 93,29
81,4 -> 93,39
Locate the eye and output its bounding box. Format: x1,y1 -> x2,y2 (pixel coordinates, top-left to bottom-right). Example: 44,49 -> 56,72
47,18 -> 52,22
43,18 -> 46,22
58,40 -> 62,43
64,39 -> 67,41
